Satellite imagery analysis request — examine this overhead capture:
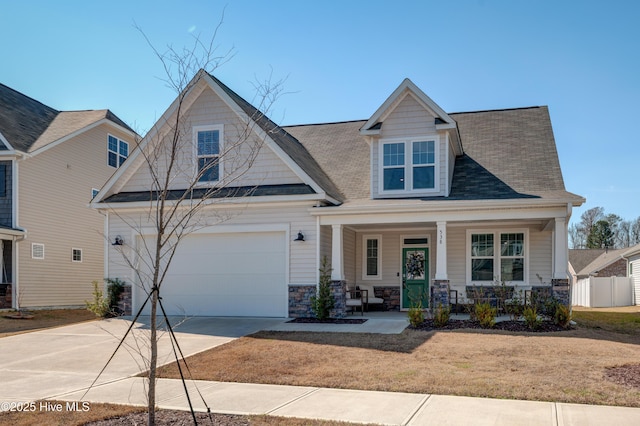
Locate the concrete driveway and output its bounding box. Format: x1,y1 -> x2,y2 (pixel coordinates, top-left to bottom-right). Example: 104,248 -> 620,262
0,316 -> 285,404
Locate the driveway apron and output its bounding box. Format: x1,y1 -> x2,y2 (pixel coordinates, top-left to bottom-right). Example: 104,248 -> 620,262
0,316 -> 284,403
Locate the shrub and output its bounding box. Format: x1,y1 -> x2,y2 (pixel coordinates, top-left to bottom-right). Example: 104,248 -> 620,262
105,278 -> 125,315
86,280 -> 110,317
433,303 -> 451,327
504,290 -> 524,321
407,304 -> 425,327
475,302 -> 496,328
310,257 -> 335,320
554,303 -> 572,328
523,305 -> 542,330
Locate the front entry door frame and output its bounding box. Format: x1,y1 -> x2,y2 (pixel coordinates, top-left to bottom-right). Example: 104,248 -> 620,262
401,235 -> 430,310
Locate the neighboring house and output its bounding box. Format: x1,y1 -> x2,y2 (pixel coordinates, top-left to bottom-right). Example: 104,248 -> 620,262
624,244 -> 640,305
93,71 -> 584,318
0,83 -> 136,309
570,245 -> 640,307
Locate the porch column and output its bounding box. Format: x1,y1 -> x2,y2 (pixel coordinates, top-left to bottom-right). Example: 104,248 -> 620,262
435,221 -> 448,280
331,224 -> 344,281
553,217 -> 568,279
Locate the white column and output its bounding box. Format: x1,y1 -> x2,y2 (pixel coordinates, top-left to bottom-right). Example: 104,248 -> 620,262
331,224 -> 344,281
553,217 -> 568,279
435,221 -> 448,280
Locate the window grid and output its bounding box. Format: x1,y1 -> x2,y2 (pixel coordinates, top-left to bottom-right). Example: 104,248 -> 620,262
470,232 -> 526,282
366,239 -> 379,276
108,135 -> 128,168
72,248 -> 82,263
197,129 -> 221,182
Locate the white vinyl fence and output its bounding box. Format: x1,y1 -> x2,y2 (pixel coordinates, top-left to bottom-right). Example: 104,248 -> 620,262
572,277 -> 634,308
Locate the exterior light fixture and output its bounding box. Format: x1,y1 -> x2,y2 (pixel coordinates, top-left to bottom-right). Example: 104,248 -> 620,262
112,235 -> 124,246
294,231 -> 305,242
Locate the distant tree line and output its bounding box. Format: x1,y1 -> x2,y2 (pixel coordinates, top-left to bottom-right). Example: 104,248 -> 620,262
569,207 -> 640,249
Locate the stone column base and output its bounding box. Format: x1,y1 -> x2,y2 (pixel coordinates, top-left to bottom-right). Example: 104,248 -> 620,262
431,280 -> 450,313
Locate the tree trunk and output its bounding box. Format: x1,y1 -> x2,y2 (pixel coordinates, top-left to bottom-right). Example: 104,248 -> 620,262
148,288 -> 158,425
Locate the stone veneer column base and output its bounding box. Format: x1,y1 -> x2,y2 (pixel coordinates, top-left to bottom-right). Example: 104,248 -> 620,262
431,280 -> 450,313
551,278 -> 570,307
288,285 -> 316,318
330,280 -> 347,319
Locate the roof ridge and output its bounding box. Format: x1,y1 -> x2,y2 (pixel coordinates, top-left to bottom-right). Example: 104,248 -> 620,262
450,106 -> 545,115
283,119 -> 367,128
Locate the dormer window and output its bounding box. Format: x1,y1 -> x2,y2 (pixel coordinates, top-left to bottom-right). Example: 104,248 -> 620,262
194,125 -> 223,183
379,136 -> 439,194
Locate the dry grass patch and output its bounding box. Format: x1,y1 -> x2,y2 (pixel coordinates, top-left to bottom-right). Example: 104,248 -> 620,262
159,326 -> 640,408
0,309 -> 96,338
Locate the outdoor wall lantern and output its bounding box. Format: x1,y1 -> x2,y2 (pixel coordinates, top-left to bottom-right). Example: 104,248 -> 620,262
294,231 -> 305,242
112,235 -> 124,246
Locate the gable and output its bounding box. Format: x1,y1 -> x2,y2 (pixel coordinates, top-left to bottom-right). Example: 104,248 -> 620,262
118,84 -> 304,193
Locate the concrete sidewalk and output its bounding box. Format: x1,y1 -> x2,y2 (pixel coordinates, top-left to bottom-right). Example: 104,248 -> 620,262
57,377 -> 640,426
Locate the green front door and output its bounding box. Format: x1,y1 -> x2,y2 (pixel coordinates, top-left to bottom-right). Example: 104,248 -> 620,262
402,247 -> 429,309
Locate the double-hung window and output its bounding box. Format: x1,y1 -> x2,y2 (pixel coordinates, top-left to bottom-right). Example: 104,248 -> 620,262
380,137 -> 438,194
362,235 -> 382,280
108,135 -> 128,168
195,125 -> 223,183
468,230 -> 527,283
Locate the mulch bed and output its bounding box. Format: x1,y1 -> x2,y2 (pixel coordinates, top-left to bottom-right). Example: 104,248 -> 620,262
410,319 -> 571,332
287,317 -> 368,324
86,411 -> 249,425
605,364 -> 640,390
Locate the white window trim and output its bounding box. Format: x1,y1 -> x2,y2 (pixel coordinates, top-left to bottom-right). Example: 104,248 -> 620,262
72,248 -> 83,263
465,229 -> 529,285
107,134 -> 129,168
193,124 -> 224,185
378,135 -> 440,195
362,234 -> 382,280
32,243 -> 45,260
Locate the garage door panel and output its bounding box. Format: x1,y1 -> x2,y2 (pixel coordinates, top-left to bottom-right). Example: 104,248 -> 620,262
135,231 -> 287,317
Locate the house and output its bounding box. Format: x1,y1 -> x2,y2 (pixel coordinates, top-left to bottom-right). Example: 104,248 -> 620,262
92,71 -> 584,318
0,83 -> 136,309
570,245 -> 640,307
624,244 -> 640,304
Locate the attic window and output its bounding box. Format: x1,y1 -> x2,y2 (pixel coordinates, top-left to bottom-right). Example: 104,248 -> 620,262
108,135 -> 128,168
194,125 -> 223,183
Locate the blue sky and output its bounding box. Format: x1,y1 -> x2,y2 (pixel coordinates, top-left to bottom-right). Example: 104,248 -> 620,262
2,0 -> 639,225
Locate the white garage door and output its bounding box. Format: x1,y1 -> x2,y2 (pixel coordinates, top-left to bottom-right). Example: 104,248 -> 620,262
134,231 -> 287,317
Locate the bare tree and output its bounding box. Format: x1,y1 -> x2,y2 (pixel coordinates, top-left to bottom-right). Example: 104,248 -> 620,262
632,217 -> 640,245
569,222 -> 586,249
98,24 -> 285,425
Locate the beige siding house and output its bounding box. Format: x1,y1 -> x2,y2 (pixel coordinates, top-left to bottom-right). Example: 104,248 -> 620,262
94,72 -> 584,318
0,83 -> 136,309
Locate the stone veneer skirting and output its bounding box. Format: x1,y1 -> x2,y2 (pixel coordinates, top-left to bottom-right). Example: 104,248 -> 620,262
374,286 -> 401,311
288,285 -> 316,318
431,280 -> 450,311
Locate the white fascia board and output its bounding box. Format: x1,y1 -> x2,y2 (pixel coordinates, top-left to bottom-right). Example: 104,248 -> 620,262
201,73 -> 330,199
29,118 -> 137,158
0,131 -> 15,151
93,81 -> 207,204
361,78 -> 455,134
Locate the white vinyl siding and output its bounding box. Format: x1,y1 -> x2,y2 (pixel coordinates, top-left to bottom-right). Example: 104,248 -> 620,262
119,84 -> 303,193
629,254 -> 640,305
18,124 -> 129,307
107,203 -> 319,290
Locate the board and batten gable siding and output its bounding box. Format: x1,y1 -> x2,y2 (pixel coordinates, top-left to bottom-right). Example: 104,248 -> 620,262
106,203 -> 319,291
371,94 -> 449,198
0,161 -> 12,227
17,124 -> 133,307
119,85 -> 302,193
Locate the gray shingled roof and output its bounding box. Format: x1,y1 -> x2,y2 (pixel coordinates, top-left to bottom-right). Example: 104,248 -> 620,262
0,83 -> 134,153
571,248 -> 628,277
0,83 -> 58,152
286,107 -> 581,203
207,73 -> 344,203
569,249 -> 607,274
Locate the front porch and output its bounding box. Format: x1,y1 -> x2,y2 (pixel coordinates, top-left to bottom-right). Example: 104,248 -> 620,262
290,206 -> 572,318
